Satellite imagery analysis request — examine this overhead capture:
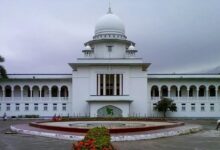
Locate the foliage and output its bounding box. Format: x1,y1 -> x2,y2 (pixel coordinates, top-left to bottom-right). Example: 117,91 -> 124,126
155,97 -> 177,118
73,127 -> 113,150
0,55 -> 7,79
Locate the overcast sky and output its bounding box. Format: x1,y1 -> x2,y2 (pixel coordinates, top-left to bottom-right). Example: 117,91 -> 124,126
0,0 -> 220,74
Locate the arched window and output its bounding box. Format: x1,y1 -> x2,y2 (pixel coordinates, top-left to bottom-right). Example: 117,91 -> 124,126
41,86 -> 49,97
199,85 -> 206,97
170,86 -> 178,97
161,86 -> 168,97
5,86 -> 12,97
32,86 -> 40,97
189,86 -> 197,97
151,86 -> 159,97
51,86 -> 58,97
23,85 -> 31,97
179,86 -> 187,97
60,86 -> 68,97
14,85 -> 21,97
209,85 -> 216,97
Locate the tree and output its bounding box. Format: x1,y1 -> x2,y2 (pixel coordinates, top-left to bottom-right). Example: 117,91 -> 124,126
155,97 -> 177,118
0,55 -> 7,79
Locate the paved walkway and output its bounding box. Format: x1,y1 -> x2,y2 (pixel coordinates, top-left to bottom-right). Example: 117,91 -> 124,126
0,119 -> 220,150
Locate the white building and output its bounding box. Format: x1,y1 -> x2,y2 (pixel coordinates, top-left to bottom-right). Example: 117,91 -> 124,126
1,8 -> 220,118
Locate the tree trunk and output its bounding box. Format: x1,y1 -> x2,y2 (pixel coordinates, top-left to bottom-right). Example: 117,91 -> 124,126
163,111 -> 166,118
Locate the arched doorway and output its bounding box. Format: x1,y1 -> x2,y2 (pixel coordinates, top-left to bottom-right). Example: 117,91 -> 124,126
97,105 -> 122,117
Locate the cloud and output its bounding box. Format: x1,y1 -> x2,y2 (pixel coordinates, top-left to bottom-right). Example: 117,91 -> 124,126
0,0 -> 220,73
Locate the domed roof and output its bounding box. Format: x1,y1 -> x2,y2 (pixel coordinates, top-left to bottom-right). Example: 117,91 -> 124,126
85,45 -> 92,50
95,10 -> 125,36
128,44 -> 136,51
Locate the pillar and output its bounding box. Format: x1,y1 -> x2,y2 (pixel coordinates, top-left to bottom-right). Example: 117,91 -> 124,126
97,74 -> 100,95
103,74 -> 106,95
114,74 -> 117,95
206,88 -> 209,99
119,74 -> 123,95
49,89 -> 51,100
2,90 -> 5,99
187,89 -> 190,98
168,90 -> 170,98
21,90 -> 23,101
12,90 -> 14,101
58,88 -> 60,100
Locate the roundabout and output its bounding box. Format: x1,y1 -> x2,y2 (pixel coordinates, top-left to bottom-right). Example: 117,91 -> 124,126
29,120 -> 184,133
10,119 -> 202,141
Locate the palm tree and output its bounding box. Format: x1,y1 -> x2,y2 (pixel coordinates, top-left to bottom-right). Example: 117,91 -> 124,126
0,55 -> 7,79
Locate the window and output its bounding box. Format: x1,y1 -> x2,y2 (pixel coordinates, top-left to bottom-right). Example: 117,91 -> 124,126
181,103 -> 186,111
25,103 -> 29,111
191,103 -> 195,112
6,103 -> 10,111
53,103 -> 57,111
34,103 -> 38,111
97,74 -> 123,96
44,103 -> 48,111
201,103 -> 205,112
16,103 -> 20,111
210,103 -> 214,112
62,103 -> 66,111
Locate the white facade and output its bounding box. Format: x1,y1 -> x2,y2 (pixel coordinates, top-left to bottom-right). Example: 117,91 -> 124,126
1,9 -> 220,118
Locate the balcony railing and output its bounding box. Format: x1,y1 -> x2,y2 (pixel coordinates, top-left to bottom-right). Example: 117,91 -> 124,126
0,97 -> 69,101
151,96 -> 219,101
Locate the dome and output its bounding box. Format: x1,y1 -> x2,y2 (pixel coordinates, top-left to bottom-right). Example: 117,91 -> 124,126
95,12 -> 125,36
85,45 -> 92,50
128,44 -> 136,51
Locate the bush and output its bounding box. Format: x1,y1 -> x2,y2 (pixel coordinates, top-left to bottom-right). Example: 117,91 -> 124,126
24,115 -> 39,118
73,127 -> 114,150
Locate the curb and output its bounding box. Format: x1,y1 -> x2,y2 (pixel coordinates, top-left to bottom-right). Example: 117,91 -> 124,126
10,125 -> 202,142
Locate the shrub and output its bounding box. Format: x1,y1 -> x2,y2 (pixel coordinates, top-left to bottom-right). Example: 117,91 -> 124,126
24,115 -> 39,118
73,127 -> 114,150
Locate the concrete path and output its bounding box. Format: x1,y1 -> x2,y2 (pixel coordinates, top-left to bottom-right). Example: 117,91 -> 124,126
0,119 -> 220,150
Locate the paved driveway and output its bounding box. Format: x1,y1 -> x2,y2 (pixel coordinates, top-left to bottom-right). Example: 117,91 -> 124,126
0,119 -> 220,150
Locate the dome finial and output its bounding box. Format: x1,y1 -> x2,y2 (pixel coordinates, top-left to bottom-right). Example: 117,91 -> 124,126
108,0 -> 112,14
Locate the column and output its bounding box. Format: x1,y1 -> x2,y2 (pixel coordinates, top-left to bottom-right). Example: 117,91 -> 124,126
177,87 -> 179,100
196,89 -> 199,100
39,90 -> 41,100
97,74 -> 100,95
187,89 -> 189,100
168,90 -> 170,98
114,74 -> 117,95
103,74 -> 106,95
21,90 -> 23,101
2,90 -> 5,101
49,89 -> 51,101
119,74 -> 123,95
58,88 -> 60,101
12,90 -> 14,101
158,87 -> 161,98
216,89 -> 218,100
206,88 -> 209,99
30,89 -> 33,101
